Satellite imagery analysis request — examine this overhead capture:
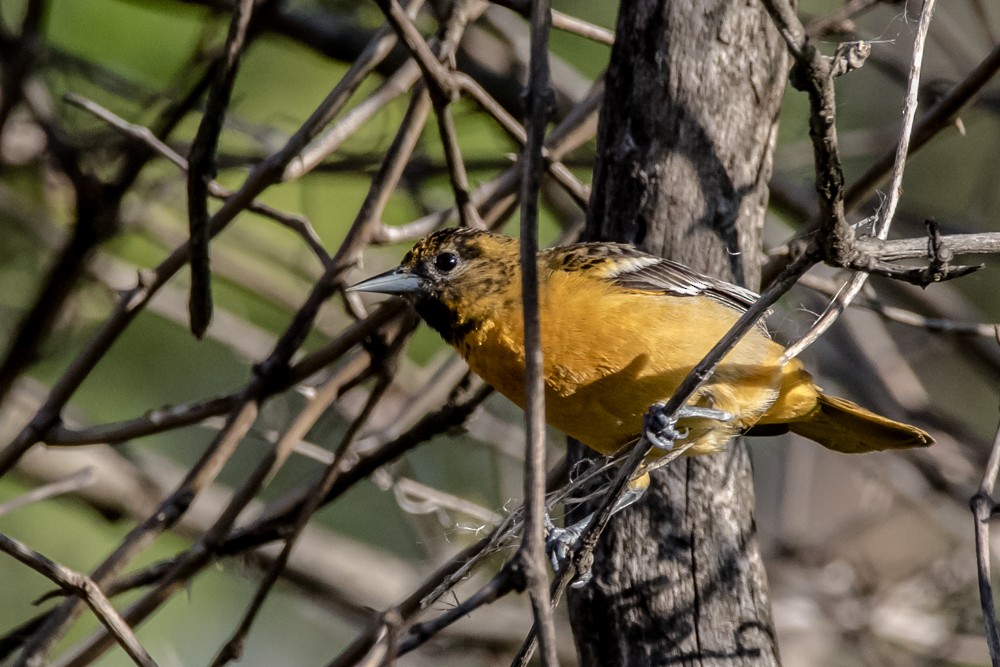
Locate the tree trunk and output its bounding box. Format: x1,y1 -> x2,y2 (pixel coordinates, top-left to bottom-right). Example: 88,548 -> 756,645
568,0 -> 787,664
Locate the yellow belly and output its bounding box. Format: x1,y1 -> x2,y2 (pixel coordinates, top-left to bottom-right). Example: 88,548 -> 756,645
461,272 -> 796,456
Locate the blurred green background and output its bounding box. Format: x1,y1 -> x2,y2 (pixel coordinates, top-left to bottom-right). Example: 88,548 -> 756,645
1,0 -> 999,665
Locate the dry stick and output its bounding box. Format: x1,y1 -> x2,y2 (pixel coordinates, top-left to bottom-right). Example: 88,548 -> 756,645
51,88 -> 435,667
15,402 -> 260,667
372,79 -> 601,244
797,273 -> 1000,338
434,90 -> 484,228
854,232 -> 1000,262
0,533 -> 157,667
972,387 -> 1000,667
46,395 -> 240,446
513,0 -> 559,664
0,9 -> 409,478
64,93 -> 331,266
376,0 -> 485,229
211,366 -> 391,667
760,0 -> 853,262
782,0 -> 938,363
43,304 -> 403,447
208,326 -> 412,667
281,0 -> 427,182
0,468 -> 94,518
17,48 -> 419,658
489,0 -> 613,45
845,39 -> 1000,214
326,520 -> 502,667
187,0 -> 255,338
283,60 -> 420,181
454,72 -> 590,209
433,3 -> 487,231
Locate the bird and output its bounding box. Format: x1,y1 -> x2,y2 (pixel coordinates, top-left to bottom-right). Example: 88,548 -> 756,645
348,227 -> 933,578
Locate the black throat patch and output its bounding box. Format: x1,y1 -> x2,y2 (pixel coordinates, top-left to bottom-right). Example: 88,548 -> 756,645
414,298 -> 480,348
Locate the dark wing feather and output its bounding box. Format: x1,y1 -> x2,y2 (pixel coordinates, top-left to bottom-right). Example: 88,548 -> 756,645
611,256 -> 760,312
548,241 -> 760,313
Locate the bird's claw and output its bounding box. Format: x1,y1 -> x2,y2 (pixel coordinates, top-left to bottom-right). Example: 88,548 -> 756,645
644,403 -> 734,451
544,515 -> 593,588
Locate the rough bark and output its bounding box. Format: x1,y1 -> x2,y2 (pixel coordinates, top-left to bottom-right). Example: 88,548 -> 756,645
568,0 -> 787,665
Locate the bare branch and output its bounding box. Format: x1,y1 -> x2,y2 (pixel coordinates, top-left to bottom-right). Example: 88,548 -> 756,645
0,468 -> 94,518
514,0 -> 558,662
781,0 -> 938,362
63,93 -> 332,265
971,395 -> 1000,666
0,533 -> 156,667
187,0 -> 255,337
846,38 -> 1000,212
0,10 -> 408,477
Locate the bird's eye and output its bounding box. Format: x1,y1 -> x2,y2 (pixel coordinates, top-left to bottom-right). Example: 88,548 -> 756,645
434,252 -> 459,273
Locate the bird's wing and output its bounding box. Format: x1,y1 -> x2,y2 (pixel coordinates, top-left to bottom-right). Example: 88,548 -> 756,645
549,242 -> 760,313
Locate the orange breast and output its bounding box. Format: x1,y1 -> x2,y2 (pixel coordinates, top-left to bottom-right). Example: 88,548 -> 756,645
461,271 -> 794,456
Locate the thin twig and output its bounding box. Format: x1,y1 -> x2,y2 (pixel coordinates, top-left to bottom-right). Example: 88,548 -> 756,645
208,328 -> 410,667
0,533 -> 157,667
971,383 -> 1000,667
0,468 -> 94,518
759,0 -> 854,265
796,273 -> 1000,337
782,0 -> 938,362
187,0 -> 255,338
64,93 -> 332,266
376,0 -> 486,228
845,40 -> 1000,213
514,0 -> 558,662
0,10 -> 408,479
490,0 -> 613,45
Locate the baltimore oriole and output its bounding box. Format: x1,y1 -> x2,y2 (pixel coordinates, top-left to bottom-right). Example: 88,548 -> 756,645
349,228 -> 933,582
349,227 -> 932,470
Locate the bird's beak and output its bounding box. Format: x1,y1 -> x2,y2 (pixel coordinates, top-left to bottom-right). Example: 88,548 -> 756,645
346,267 -> 425,295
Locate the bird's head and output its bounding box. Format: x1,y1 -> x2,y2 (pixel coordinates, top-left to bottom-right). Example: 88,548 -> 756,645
348,228 -> 520,342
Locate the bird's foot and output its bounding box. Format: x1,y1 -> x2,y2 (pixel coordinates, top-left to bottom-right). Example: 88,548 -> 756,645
542,487 -> 646,588
644,404 -> 734,451
544,514 -> 593,588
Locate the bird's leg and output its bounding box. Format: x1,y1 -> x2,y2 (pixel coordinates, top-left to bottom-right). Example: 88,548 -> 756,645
643,403 -> 733,451
543,485 -> 647,588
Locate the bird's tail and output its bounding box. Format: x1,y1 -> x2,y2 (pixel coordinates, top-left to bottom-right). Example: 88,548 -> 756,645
786,393 -> 933,454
